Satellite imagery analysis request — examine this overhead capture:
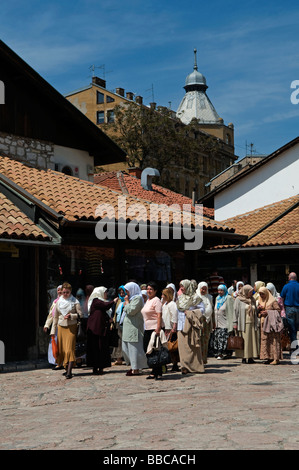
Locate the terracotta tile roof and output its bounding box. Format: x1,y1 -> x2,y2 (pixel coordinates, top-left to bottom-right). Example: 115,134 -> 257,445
0,156 -> 230,233
94,171 -> 215,218
0,191 -> 50,241
211,195 -> 299,249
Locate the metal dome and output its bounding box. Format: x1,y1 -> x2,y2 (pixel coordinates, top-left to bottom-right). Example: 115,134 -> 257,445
185,69 -> 206,87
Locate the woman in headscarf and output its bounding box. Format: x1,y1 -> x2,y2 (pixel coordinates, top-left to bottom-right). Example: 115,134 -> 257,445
162,287 -> 179,371
233,281 -> 244,298
233,285 -> 259,364
210,284 -> 232,359
44,285 -> 62,369
122,282 -> 147,376
86,286 -> 117,375
266,282 -> 289,351
166,283 -> 177,301
111,285 -> 126,366
253,281 -> 265,302
196,282 -> 214,364
177,279 -> 205,374
258,286 -> 283,365
51,282 -> 83,379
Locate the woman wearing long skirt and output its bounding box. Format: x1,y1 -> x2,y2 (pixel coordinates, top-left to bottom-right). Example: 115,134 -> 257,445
44,285 -> 62,368
177,279 -> 205,374
51,282 -> 82,379
86,287 -> 117,375
121,282 -> 147,376
233,285 -> 259,364
196,282 -> 214,364
258,286 -> 283,365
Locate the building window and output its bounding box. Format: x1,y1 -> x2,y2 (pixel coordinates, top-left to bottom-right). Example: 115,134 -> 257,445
107,110 -> 115,123
106,95 -> 115,103
97,91 -> 104,104
97,111 -> 105,124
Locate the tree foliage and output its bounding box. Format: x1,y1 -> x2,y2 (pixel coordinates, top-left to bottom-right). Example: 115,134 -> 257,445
102,102 -> 219,176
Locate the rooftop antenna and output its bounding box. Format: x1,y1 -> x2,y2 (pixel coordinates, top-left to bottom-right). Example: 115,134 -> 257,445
246,141 -> 256,156
146,83 -> 155,102
89,64 -> 113,79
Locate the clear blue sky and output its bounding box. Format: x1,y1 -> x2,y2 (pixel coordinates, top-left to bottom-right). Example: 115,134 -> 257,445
1,0 -> 299,158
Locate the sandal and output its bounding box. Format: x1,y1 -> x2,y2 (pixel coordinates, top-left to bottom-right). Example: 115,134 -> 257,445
126,370 -> 141,376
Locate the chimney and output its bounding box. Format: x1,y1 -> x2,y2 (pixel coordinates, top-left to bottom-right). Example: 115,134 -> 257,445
116,87 -> 125,97
150,102 -> 156,110
128,167 -> 142,179
92,76 -> 106,88
135,95 -> 143,105
141,168 -> 160,191
126,92 -> 134,100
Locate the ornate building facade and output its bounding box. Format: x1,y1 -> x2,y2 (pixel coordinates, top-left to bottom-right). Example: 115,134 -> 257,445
65,51 -> 238,199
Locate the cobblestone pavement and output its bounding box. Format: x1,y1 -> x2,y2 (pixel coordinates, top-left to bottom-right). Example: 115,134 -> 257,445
1,353 -> 299,451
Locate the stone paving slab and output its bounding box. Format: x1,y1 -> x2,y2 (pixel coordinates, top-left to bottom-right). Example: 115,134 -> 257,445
1,354 -> 299,450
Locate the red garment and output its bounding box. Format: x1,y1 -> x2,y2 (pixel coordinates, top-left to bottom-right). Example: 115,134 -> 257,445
207,275 -> 225,295
87,299 -> 114,336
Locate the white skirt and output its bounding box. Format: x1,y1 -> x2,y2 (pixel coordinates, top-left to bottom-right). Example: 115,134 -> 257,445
122,331 -> 147,370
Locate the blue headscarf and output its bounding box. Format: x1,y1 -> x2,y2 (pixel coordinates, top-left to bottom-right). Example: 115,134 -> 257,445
216,284 -> 228,310
115,285 -> 126,323
118,285 -> 126,301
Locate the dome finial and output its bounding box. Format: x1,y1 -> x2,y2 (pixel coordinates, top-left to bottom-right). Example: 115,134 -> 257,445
193,48 -> 198,71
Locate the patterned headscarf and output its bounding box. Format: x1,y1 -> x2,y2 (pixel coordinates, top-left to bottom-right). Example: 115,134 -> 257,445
176,279 -> 201,311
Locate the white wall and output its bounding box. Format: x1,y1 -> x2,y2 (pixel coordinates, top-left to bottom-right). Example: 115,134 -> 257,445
215,143 -> 299,221
53,145 -> 94,182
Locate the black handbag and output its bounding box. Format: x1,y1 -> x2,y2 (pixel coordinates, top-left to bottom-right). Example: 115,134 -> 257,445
108,322 -> 119,347
147,335 -> 171,367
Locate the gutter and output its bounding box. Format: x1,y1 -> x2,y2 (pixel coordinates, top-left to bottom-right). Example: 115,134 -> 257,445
207,244 -> 299,253
0,173 -> 62,245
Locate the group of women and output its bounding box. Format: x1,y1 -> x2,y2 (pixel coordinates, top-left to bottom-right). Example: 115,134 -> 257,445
44,277 -> 287,380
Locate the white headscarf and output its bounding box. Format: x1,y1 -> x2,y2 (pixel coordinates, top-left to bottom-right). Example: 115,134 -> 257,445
57,293 -> 79,317
266,282 -> 279,298
124,282 -> 143,301
87,286 -> 108,312
166,283 -> 177,301
141,289 -> 148,299
233,281 -> 244,297
196,281 -> 213,322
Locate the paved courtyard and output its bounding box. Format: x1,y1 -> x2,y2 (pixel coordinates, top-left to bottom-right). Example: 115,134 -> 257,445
1,353 -> 299,451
